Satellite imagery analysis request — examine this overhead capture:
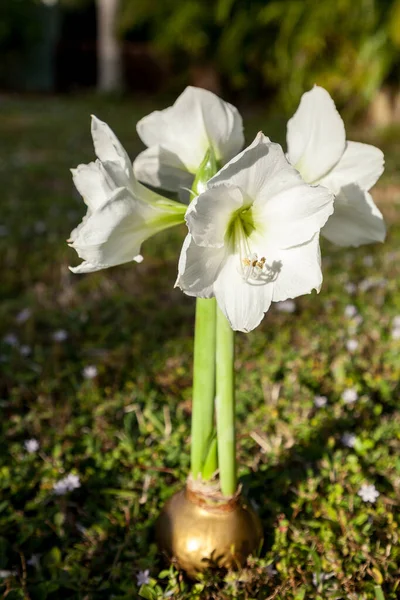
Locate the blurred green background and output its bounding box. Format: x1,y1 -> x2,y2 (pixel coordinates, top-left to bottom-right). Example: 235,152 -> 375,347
1,0 -> 400,117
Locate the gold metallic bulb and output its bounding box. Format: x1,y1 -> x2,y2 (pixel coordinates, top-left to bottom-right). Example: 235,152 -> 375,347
156,484 -> 263,578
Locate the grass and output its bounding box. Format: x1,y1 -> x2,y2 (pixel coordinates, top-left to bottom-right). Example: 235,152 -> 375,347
1,92 -> 400,599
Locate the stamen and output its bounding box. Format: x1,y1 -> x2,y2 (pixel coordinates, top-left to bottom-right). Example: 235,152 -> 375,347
241,253 -> 268,281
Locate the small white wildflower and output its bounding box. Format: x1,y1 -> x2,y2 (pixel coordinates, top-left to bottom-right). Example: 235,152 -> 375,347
392,327 -> 400,340
52,329 -> 68,342
24,439 -> 40,453
358,483 -> 379,503
53,480 -> 70,495
358,278 -> 374,292
314,395 -> 327,408
362,255 -> 373,267
344,304 -> 358,318
83,365 -> 98,379
53,473 -> 81,495
136,569 -> 150,586
0,569 -> 17,578
3,333 -> 19,347
312,572 -> 334,588
345,282 -> 357,294
76,522 -> 87,535
15,308 -> 32,324
265,564 -> 278,576
342,388 -> 358,404
20,345 -> 31,356
348,316 -> 363,335
341,432 -> 357,448
346,339 -> 359,353
393,316 -> 400,328
27,554 -> 40,568
276,299 -> 296,313
134,254 -> 144,264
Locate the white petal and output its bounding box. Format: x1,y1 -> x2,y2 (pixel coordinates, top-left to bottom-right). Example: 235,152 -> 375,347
322,185 -> 386,247
68,207 -> 92,244
195,87 -> 244,164
136,86 -> 244,178
286,86 -> 346,183
208,132 -> 276,200
320,141 -> 384,193
214,253 -> 273,333
252,174 -> 333,249
69,189 -> 144,272
69,188 -> 184,273
71,161 -> 113,211
176,234 -> 225,298
186,184 -> 244,248
133,146 -> 194,195
270,234 -> 323,302
208,133 -> 334,248
91,116 -> 132,170
91,116 -> 134,190
69,260 -> 108,274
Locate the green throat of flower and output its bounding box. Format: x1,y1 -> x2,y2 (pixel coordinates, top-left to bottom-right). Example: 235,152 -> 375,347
226,206 -> 268,282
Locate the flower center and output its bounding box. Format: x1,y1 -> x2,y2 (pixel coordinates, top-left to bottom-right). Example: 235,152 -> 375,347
241,253 -> 268,281
227,207 -> 272,282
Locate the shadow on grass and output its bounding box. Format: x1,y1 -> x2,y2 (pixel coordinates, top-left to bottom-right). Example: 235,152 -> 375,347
242,396 -> 399,547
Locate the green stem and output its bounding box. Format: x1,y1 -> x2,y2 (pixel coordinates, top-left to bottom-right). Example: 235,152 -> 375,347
215,305 -> 237,496
190,297 -> 216,480
201,436 -> 218,480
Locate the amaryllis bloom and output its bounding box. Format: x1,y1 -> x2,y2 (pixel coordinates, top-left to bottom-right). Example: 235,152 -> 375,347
68,116 -> 186,273
133,86 -> 244,198
176,133 -> 334,332
287,86 -> 386,247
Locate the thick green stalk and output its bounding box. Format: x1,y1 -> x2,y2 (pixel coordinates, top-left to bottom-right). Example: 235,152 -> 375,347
189,147 -> 219,481
215,306 -> 237,496
190,297 -> 216,479
201,436 -> 218,480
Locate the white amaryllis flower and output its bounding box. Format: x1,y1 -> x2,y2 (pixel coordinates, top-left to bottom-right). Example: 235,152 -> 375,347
69,116 -> 186,273
287,86 -> 386,247
133,86 -> 244,197
176,133 -> 334,332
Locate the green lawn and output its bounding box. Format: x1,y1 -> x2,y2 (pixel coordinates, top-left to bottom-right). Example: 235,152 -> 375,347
1,93 -> 400,599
